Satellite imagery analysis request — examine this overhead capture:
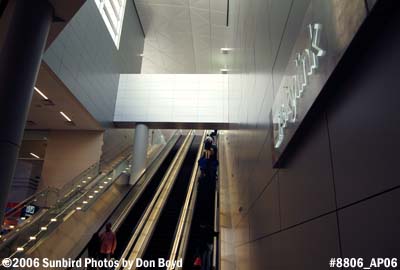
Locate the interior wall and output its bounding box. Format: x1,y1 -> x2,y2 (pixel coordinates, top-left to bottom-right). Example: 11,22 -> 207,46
219,1 -> 400,269
8,160 -> 42,203
40,130 -> 103,190
43,0 -> 144,125
100,128 -> 134,166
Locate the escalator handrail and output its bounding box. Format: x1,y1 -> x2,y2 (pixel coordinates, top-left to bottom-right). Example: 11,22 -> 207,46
111,131 -> 181,232
70,131 -> 182,264
115,131 -> 194,270
167,131 -> 206,270
4,161 -> 99,218
0,137 -> 169,259
24,135 -> 178,257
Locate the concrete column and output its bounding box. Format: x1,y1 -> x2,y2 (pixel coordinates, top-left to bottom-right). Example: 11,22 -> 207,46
130,124 -> 149,185
0,0 -> 53,222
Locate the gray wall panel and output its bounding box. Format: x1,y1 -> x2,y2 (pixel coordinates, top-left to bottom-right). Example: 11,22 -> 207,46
217,1 -> 400,269
43,0 -> 144,125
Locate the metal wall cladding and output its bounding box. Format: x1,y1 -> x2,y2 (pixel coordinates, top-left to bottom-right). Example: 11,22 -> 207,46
271,0 -> 366,166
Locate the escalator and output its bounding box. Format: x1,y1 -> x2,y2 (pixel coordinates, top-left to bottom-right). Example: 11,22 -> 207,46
113,135 -> 186,259
183,166 -> 217,269
0,132 -> 183,267
139,136 -> 202,269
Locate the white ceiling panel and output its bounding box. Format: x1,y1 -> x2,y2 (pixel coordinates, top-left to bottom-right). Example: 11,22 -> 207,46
135,0 -> 233,73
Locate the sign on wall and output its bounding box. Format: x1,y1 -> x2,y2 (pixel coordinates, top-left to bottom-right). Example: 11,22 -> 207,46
271,1 -> 367,167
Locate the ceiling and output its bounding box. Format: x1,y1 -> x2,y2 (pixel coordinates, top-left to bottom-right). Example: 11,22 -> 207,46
135,0 -> 234,73
26,63 -> 102,131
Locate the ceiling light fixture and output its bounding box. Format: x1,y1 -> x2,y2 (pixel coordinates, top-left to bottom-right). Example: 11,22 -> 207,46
60,111 -> 72,122
30,153 -> 40,159
220,48 -> 232,54
34,87 -> 49,100
220,68 -> 229,74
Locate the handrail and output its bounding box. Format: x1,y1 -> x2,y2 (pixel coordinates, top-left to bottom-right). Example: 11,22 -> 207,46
213,132 -> 220,270
167,131 -> 206,270
4,161 -> 99,219
70,131 -> 181,265
0,137 -> 169,260
111,133 -> 180,231
115,131 -> 194,270
4,189 -> 56,218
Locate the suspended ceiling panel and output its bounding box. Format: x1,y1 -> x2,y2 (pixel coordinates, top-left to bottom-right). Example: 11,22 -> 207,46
135,0 -> 234,73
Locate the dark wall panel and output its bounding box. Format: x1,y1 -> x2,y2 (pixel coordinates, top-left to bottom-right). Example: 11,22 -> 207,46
326,4 -> 400,207
249,173 -> 280,240
259,214 -> 341,270
278,113 -> 336,228
339,188 -> 400,259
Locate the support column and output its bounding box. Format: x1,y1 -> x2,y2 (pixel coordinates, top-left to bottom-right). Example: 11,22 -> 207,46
0,0 -> 53,222
130,124 -> 149,185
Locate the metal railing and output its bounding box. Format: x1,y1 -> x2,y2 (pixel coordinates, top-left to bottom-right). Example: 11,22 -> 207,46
167,131 -> 206,270
70,131 -> 182,269
167,130 -> 220,270
115,131 -> 195,270
0,137 -> 174,261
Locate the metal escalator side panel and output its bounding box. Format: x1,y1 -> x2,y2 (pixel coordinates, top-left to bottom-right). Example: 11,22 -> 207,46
167,131 -> 206,270
121,132 -> 195,270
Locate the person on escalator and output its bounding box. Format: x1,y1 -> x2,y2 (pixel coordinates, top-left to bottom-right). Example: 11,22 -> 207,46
99,223 -> 117,261
192,248 -> 203,270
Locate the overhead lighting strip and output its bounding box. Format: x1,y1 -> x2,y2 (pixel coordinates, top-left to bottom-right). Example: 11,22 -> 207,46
34,87 -> 49,100
60,111 -> 72,122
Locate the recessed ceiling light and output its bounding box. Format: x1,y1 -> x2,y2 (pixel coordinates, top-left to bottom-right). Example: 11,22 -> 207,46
29,236 -> 37,240
30,153 -> 40,159
76,206 -> 82,210
60,111 -> 72,122
41,226 -> 47,231
88,195 -> 94,199
220,48 -> 232,54
34,87 -> 49,100
220,68 -> 229,74
17,247 -> 24,252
